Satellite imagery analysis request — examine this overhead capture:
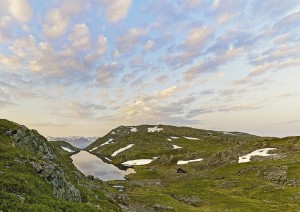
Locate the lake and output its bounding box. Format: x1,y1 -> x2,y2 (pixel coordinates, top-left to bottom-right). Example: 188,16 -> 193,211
71,150 -> 135,181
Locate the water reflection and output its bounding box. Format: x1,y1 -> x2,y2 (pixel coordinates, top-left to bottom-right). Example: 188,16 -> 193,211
71,151 -> 135,181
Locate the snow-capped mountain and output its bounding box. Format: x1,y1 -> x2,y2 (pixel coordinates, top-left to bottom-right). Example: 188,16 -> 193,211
47,136 -> 98,149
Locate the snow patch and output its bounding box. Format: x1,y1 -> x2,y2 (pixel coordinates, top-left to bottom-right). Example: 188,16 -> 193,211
111,131 -> 116,134
172,145 -> 182,149
89,138 -> 114,152
122,159 -> 153,166
177,158 -> 203,165
171,136 -> 179,139
148,126 -> 163,132
223,131 -> 235,135
167,138 -> 172,141
100,138 -> 114,147
111,144 -> 134,157
238,148 -> 277,163
89,146 -> 99,152
184,136 -> 199,140
61,146 -> 75,153
105,157 -> 112,162
130,127 -> 138,132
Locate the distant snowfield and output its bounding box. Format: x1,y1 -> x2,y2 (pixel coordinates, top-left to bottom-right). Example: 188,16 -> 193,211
122,159 -> 153,166
177,158 -> 203,165
238,148 -> 277,163
61,146 -> 75,153
173,144 -> 182,149
148,126 -> 163,132
111,144 -> 134,157
184,136 -> 200,140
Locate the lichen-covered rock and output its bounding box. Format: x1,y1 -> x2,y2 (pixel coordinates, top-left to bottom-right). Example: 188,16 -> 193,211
171,194 -> 202,207
263,166 -> 299,186
263,166 -> 288,184
10,125 -> 81,202
153,204 -> 173,210
12,126 -> 56,160
29,160 -> 81,202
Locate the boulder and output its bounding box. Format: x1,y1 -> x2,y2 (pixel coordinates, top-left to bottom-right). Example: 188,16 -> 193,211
263,166 -> 287,184
177,168 -> 187,173
153,204 -> 173,210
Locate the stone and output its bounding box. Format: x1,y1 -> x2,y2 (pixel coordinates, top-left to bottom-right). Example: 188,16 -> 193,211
177,168 -> 187,173
263,166 -> 288,184
171,194 -> 202,207
13,194 -> 25,203
3,129 -> 14,136
153,204 -> 173,210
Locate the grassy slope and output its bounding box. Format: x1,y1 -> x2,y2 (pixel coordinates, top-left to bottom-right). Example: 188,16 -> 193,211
49,140 -> 80,153
87,125 -> 300,211
0,119 -> 121,211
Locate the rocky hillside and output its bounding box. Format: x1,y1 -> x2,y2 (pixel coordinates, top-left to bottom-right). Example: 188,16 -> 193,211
0,119 -> 120,211
86,125 -> 300,211
1,120 -> 300,211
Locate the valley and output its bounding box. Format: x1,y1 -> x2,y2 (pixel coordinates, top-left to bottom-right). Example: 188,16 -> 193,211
1,119 -> 299,211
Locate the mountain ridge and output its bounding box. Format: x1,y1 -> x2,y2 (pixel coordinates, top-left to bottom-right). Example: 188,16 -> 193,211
85,124 -> 300,211
1,119 -> 300,211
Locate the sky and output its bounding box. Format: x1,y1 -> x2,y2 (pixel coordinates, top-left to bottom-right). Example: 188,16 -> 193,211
0,0 -> 300,137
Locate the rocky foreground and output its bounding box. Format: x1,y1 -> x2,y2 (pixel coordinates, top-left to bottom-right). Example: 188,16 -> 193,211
0,119 -> 121,211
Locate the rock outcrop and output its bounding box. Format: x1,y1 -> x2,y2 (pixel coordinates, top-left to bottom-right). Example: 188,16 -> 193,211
263,166 -> 299,186
29,161 -> 81,201
11,126 -> 56,160
8,125 -> 81,202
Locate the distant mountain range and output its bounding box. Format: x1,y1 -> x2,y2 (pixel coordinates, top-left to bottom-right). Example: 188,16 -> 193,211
47,136 -> 98,149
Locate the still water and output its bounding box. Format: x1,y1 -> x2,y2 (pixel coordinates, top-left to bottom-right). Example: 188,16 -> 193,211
71,151 -> 135,181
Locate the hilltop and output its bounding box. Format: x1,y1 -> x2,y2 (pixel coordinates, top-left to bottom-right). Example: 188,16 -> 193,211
1,120 -> 300,211
86,125 -> 300,211
0,119 -> 120,211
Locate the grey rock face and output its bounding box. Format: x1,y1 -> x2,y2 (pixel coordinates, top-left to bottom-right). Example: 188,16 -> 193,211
12,126 -> 56,160
263,166 -> 299,186
10,125 -> 81,202
263,166 -> 288,184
